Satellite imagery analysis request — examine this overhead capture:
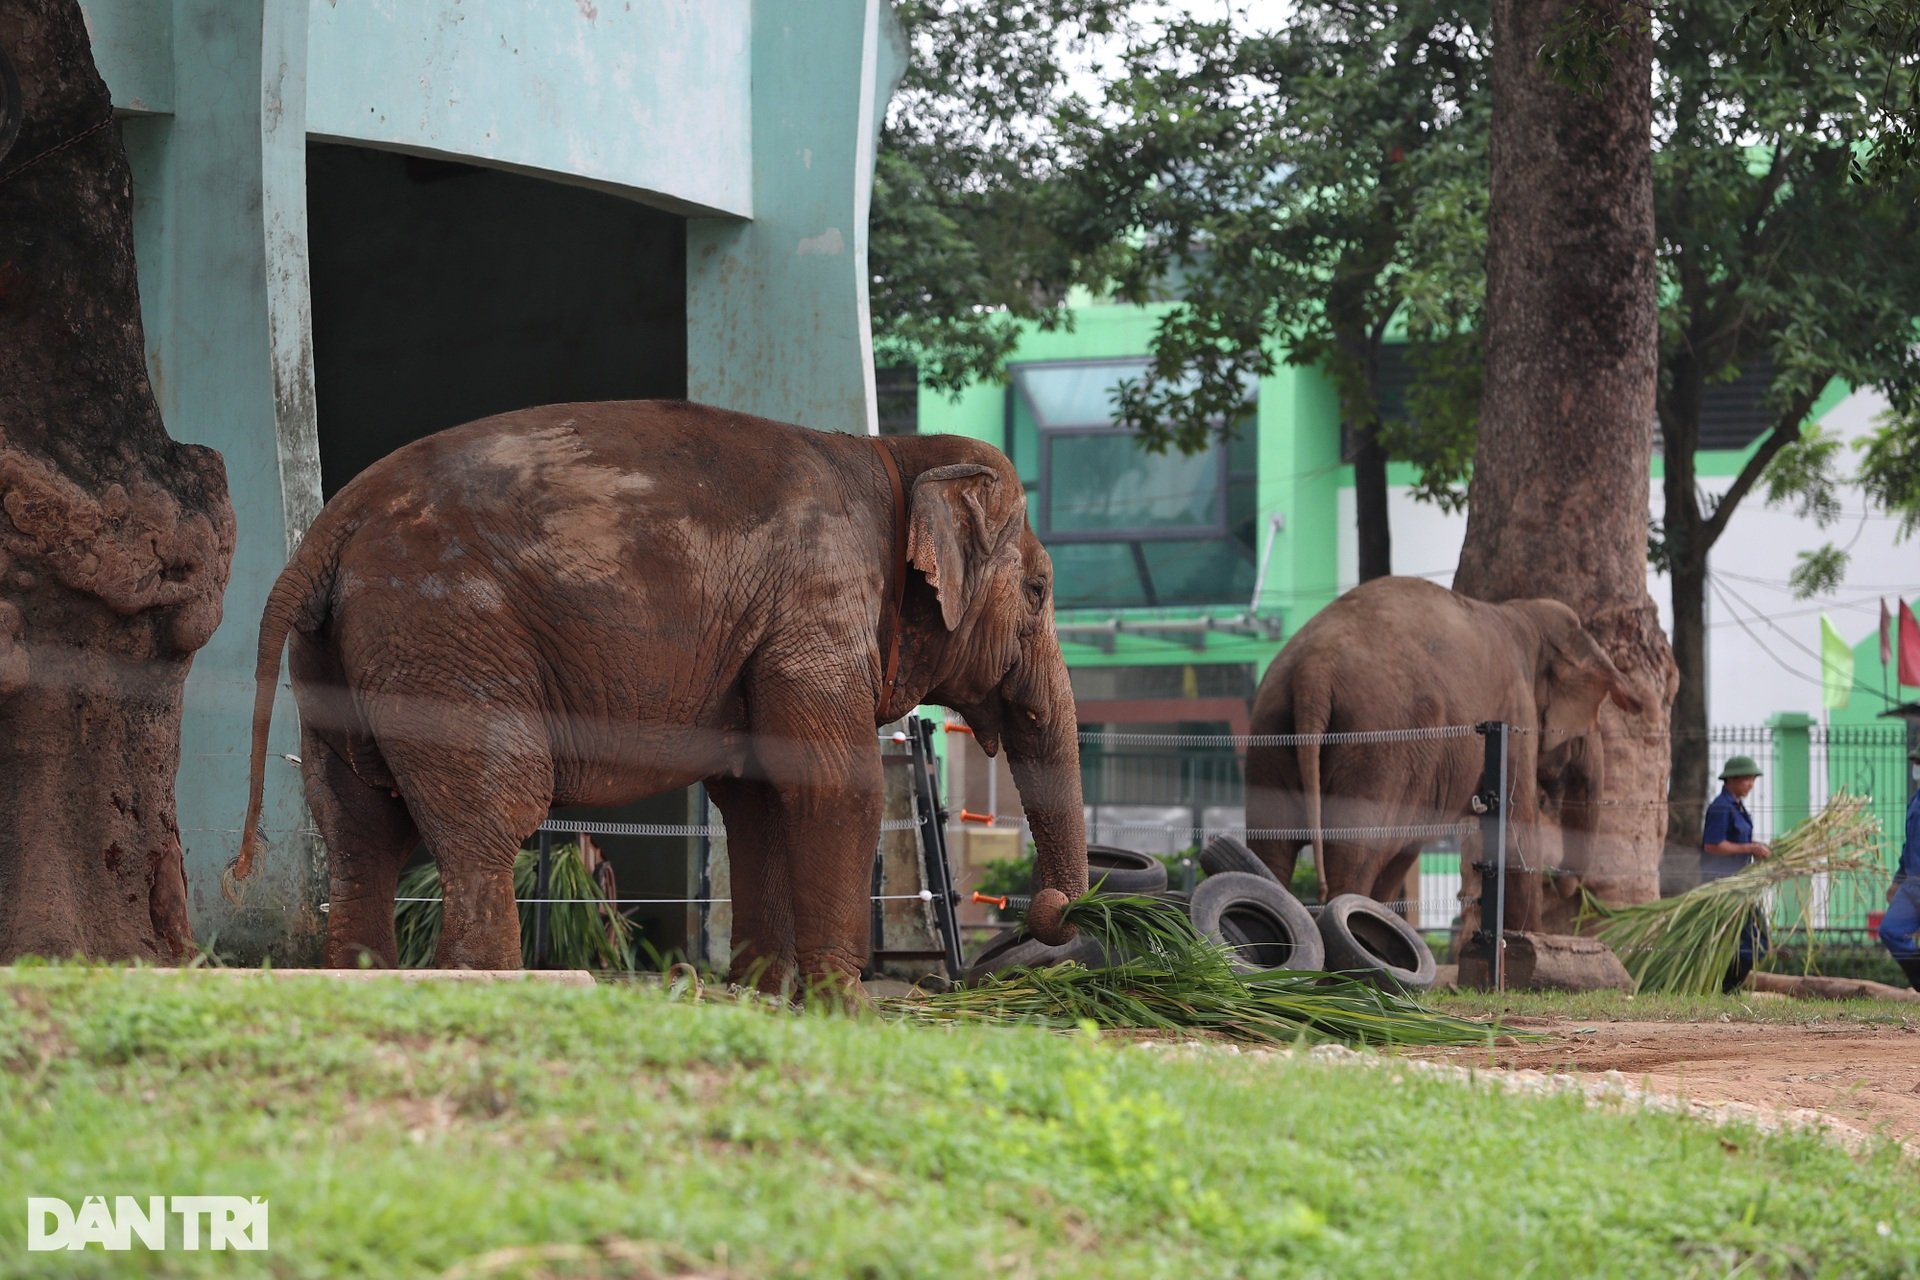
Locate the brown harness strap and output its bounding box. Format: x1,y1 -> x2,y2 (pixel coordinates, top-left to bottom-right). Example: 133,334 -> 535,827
871,437 -> 909,702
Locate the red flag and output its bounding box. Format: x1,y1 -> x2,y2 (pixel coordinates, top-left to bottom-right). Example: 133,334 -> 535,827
1902,599 -> 1920,689
1882,598 -> 1894,666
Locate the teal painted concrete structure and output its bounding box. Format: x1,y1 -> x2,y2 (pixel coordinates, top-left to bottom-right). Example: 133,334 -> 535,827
84,0 -> 904,960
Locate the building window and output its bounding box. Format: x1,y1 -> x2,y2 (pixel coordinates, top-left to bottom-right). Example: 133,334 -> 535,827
875,364 -> 919,437
1007,360 -> 1259,609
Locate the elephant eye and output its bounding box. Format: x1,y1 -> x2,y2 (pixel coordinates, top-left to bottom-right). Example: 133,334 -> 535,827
1023,576 -> 1049,611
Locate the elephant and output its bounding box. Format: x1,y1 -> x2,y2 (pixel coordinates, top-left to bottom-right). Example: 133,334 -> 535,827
233,400 -> 1089,993
1244,576 -> 1643,931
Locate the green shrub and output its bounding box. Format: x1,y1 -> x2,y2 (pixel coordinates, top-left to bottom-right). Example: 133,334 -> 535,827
976,848 -> 1036,901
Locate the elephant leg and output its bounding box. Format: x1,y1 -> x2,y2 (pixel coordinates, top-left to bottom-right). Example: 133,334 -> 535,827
1370,847 -> 1421,921
376,690 -> 551,971
707,775 -> 795,994
304,728 -> 419,968
1319,838 -> 1375,900
746,665 -> 883,1000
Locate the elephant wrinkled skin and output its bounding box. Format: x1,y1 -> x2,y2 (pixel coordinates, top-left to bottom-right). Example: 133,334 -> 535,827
1245,576 -> 1643,931
234,401 -> 1088,993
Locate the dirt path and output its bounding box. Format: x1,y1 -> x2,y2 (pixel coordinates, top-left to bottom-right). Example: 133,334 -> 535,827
1405,1015 -> 1920,1148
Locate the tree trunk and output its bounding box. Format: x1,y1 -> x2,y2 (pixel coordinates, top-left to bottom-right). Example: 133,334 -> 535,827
0,3 -> 235,962
1352,418 -> 1392,582
1454,0 -> 1677,932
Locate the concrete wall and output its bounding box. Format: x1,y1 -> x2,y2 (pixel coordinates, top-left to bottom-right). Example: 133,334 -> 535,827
686,0 -> 905,434
305,0 -> 751,217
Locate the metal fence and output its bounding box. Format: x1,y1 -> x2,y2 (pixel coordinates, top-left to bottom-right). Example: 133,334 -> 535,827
1070,721 -> 1915,933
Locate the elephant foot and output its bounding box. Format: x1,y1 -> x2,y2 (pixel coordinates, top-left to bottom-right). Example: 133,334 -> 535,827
793,950 -> 872,1013
431,932 -> 523,970
796,971 -> 874,1015
727,952 -> 795,999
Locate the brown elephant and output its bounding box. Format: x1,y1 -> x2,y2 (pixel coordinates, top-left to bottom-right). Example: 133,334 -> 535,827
1245,576 -> 1642,930
233,400 -> 1088,992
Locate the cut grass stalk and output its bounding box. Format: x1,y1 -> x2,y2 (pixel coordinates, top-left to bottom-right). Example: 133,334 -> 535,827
1582,792 -> 1884,997
888,892 -> 1501,1047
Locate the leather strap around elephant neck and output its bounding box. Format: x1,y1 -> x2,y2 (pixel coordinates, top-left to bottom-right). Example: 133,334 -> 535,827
872,437 -> 908,701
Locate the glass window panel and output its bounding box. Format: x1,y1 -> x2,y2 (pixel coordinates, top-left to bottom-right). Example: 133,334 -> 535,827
1045,542 -> 1148,609
1226,418 -> 1258,476
1013,361 -> 1149,428
1138,539 -> 1256,606
1048,432 -> 1221,534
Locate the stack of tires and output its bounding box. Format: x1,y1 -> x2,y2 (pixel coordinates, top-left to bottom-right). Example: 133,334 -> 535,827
963,837 -> 1436,993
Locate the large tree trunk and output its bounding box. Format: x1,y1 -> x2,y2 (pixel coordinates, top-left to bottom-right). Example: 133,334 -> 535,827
1453,0 -> 1678,932
1352,418 -> 1393,582
0,3 -> 234,961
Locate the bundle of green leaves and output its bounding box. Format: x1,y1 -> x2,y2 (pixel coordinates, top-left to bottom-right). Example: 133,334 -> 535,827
393,844 -> 637,971
890,892 -> 1498,1047
1583,793 -> 1885,996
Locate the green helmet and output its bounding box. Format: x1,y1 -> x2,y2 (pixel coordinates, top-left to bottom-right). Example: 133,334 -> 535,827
1719,754 -> 1763,780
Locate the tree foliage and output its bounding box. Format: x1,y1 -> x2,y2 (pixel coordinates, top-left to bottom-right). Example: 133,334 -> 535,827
1650,0 -> 1920,597
869,0 -> 1135,395
1744,0 -> 1920,175
1053,5 -> 1490,507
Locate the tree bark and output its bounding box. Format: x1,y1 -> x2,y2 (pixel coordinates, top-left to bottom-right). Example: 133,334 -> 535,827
1454,0 -> 1678,931
1352,418 -> 1393,582
0,2 -> 234,961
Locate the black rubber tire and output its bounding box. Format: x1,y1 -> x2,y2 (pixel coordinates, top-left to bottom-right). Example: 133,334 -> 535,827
1316,894 -> 1437,993
962,926 -> 1114,985
1086,844 -> 1170,896
1198,834 -> 1278,883
1187,872 -> 1324,973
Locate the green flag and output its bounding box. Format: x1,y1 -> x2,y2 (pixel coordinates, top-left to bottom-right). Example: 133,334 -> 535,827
1820,614 -> 1853,710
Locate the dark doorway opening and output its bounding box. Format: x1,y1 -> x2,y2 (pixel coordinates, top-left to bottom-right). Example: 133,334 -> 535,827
306,143 -> 698,960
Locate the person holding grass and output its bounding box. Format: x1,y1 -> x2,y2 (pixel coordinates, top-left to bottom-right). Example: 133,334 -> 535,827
1700,755 -> 1770,992
1877,746 -> 1920,990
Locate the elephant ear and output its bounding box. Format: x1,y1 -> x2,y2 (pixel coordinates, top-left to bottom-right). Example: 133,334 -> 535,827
1542,621 -> 1644,740
906,463 -> 1002,631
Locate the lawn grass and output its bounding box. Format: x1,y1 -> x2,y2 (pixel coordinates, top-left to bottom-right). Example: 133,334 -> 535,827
3,966 -> 1918,1279
1432,986 -> 1920,1027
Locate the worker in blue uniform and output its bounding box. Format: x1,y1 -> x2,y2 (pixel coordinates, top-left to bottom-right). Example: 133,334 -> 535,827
1700,755 -> 1771,993
1877,746 -> 1920,990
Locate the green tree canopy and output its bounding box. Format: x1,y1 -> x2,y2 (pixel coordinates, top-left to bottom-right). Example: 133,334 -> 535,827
1053,4 -> 1490,578
869,0 -> 1134,396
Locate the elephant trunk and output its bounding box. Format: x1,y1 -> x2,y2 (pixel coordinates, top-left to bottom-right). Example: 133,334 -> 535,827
1003,643 -> 1088,945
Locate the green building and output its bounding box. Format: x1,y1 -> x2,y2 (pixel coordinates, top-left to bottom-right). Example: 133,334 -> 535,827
918,300 -> 1918,929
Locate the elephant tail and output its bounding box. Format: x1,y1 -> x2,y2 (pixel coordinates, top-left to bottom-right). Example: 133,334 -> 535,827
1294,681 -> 1331,903
228,529 -> 341,898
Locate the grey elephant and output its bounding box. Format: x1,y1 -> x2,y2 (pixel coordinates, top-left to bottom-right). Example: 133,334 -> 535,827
233,400 -> 1088,994
1245,576 -> 1643,930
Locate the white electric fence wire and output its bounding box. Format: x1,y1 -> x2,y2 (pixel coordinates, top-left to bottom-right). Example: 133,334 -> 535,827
1079,725 -> 1482,747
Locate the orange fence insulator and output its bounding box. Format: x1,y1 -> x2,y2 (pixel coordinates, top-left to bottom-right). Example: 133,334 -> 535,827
971,891 -> 1008,910
943,722 -> 975,736
958,809 -> 995,826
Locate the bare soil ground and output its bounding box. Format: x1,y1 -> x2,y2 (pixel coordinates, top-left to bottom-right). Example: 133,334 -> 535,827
1409,1012 -> 1920,1148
